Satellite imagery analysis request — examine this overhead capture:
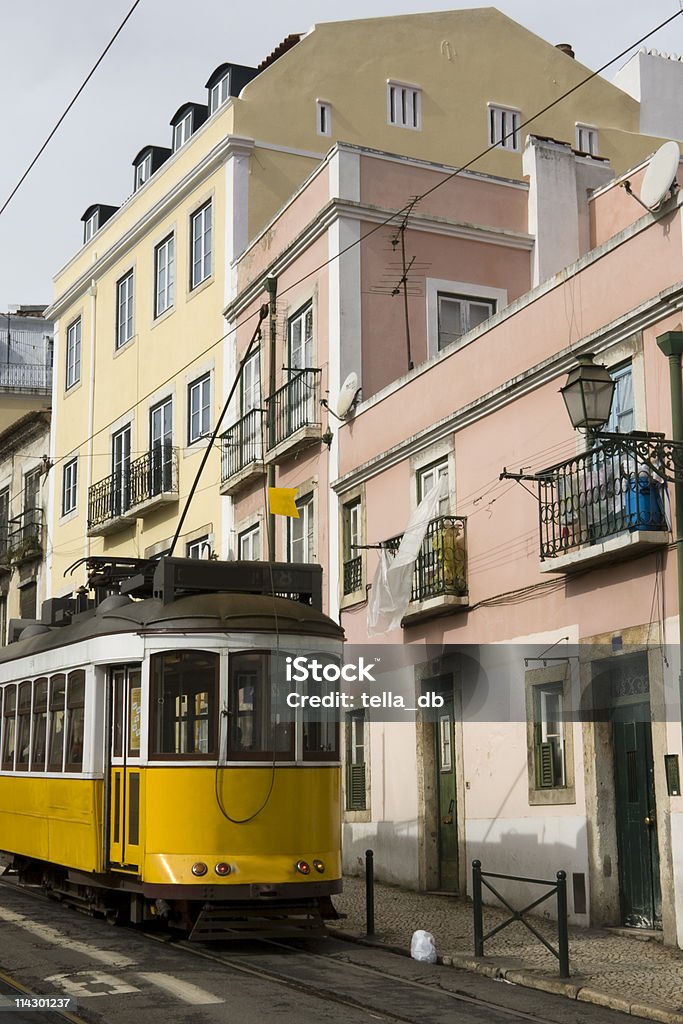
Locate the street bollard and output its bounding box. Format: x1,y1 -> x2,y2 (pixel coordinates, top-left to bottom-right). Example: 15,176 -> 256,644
556,870 -> 569,978
365,849 -> 375,936
472,860 -> 483,957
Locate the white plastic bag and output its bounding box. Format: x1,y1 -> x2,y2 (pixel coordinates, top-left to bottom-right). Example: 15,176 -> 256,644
410,929 -> 437,963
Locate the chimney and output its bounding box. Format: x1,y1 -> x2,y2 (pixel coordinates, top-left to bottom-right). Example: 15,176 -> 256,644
556,43 -> 575,59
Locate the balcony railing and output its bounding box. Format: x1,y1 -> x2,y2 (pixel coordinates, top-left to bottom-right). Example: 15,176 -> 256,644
88,446 -> 178,530
221,410 -> 263,482
5,508 -> 42,563
386,515 -> 468,604
538,440 -> 668,560
343,555 -> 363,595
266,369 -> 321,450
0,363 -> 52,391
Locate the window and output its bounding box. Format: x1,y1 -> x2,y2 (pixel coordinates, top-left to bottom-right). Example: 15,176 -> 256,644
150,397 -> 173,494
187,535 -> 209,559
23,468 -> 41,552
66,317 -> 81,389
2,685 -> 16,770
48,675 -> 66,770
239,524 -> 261,560
65,671 -> 85,771
190,202 -> 212,288
288,493 -> 314,563
606,363 -> 634,434
228,651 -> 293,760
418,459 -> 449,516
343,498 -> 362,595
116,270 -> 134,348
30,678 -> 48,771
488,104 -> 521,151
84,211 -> 98,243
188,373 -> 211,444
576,124 -> 598,156
151,650 -> 218,758
209,72 -> 230,114
346,710 -> 367,810
316,100 -> 331,136
135,153 -> 152,191
154,234 -> 175,317
387,82 -> 421,129
0,487 -> 9,559
62,458 -> 78,516
173,111 -> 193,151
287,304 -> 315,432
19,583 -> 36,620
16,682 -> 31,769
437,293 -> 496,350
112,425 -> 131,517
534,683 -> 565,788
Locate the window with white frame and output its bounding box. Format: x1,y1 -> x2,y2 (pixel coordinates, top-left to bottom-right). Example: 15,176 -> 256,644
209,72 -> 231,114
288,493 -> 314,563
135,153 -> 152,191
66,318 -> 81,389
187,535 -> 209,559
387,81 -> 421,129
316,100 -> 331,136
116,270 -> 134,348
83,211 -> 98,243
533,683 -> 566,788
417,458 -> 449,516
606,362 -> 634,434
62,459 -> 78,516
188,372 -> 211,444
173,111 -> 193,151
190,201 -> 212,288
576,124 -> 598,156
488,104 -> 520,151
437,293 -> 496,350
154,234 -> 175,317
342,498 -> 362,595
239,524 -> 261,561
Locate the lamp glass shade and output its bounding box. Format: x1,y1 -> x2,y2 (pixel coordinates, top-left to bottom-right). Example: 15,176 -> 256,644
560,355 -> 615,431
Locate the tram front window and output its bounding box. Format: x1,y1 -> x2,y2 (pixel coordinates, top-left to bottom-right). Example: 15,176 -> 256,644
228,652 -> 293,760
151,651 -> 218,758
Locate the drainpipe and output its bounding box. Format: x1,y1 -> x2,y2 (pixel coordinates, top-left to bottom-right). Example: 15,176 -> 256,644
656,330 -> 683,733
265,275 -> 277,561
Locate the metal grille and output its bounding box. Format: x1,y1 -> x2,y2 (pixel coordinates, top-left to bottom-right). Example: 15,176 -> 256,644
343,555 -> 362,595
221,409 -> 263,481
266,369 -> 321,449
538,441 -> 667,559
0,364 -> 52,390
6,508 -> 42,562
88,447 -> 178,529
385,516 -> 468,602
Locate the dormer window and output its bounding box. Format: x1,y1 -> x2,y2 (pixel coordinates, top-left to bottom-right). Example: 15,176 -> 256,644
81,203 -> 118,244
209,72 -> 231,114
135,153 -> 152,190
173,111 -> 193,152
83,211 -> 98,243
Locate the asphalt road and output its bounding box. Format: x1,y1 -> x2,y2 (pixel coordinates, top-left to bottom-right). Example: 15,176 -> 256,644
0,878 -> 634,1024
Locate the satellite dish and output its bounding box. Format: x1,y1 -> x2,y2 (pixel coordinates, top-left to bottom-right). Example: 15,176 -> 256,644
336,372 -> 360,418
641,141 -> 680,210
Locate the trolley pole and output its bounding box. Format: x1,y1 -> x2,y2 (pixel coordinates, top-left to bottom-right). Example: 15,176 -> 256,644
365,849 -> 375,936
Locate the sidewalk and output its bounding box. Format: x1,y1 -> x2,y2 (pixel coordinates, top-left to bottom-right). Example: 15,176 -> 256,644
332,875 -> 683,1024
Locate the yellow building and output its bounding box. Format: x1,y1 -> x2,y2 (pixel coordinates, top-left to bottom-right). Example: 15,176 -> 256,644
44,9 -> 669,598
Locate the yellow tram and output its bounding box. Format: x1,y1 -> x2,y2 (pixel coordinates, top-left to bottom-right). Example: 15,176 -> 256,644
0,558 -> 344,939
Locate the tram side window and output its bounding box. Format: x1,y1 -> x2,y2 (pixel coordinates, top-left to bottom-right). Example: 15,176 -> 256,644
302,655 -> 340,762
31,678 -> 48,771
150,651 -> 218,758
228,652 -> 294,761
65,671 -> 85,771
48,675 -> 66,771
1,686 -> 16,770
16,682 -> 31,770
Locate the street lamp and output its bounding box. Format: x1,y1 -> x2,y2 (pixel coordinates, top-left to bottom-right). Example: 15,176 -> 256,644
560,353 -> 616,433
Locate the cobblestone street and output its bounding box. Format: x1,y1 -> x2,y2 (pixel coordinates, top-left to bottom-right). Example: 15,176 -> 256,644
333,876 -> 683,1023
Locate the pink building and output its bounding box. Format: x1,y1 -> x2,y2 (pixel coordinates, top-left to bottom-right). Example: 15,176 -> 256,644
223,133 -> 683,945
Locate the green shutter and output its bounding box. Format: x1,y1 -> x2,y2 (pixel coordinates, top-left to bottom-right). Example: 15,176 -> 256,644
537,742 -> 555,788
347,763 -> 366,810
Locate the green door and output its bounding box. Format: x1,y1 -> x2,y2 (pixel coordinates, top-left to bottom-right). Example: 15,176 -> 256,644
613,702 -> 661,929
436,695 -> 458,890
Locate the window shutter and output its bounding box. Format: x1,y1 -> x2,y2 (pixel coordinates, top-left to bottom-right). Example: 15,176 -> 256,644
537,742 -> 555,788
347,763 -> 366,810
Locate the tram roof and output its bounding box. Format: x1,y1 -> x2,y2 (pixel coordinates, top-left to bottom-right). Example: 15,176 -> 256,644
0,592 -> 344,664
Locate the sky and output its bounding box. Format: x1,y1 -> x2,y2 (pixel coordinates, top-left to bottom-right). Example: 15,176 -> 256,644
1,0 -> 683,314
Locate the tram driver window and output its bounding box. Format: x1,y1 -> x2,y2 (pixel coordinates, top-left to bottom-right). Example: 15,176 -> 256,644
228,652 -> 294,760
150,650 -> 218,758
2,685 -> 16,770
65,671 -> 85,772
302,655 -> 340,761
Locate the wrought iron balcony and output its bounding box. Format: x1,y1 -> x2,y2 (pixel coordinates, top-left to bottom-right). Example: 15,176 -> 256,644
0,363 -> 52,391
220,410 -> 264,491
385,515 -> 468,615
5,508 -> 42,563
265,369 -> 322,455
538,436 -> 669,562
343,555 -> 363,595
88,446 -> 178,532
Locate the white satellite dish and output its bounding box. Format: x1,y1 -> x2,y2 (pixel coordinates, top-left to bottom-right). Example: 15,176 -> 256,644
641,141 -> 680,210
336,372 -> 360,418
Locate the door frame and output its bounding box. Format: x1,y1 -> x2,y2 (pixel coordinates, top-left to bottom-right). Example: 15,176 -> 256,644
106,664 -> 143,872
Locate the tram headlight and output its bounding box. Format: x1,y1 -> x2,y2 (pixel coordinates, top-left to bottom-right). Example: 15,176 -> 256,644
215,862 -> 231,876
191,862 -> 208,877
313,860 -> 325,874
295,860 -> 311,875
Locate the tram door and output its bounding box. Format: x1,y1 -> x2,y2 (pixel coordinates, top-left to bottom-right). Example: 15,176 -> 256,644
109,666 -> 143,871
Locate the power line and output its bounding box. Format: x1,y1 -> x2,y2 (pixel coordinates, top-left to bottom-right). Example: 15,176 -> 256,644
0,0 -> 144,220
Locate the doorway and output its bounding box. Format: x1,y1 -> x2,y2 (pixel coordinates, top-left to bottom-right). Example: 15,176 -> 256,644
109,665 -> 142,872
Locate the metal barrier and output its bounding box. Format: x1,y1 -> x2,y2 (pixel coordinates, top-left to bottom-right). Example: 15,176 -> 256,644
365,849 -> 375,936
472,860 -> 569,977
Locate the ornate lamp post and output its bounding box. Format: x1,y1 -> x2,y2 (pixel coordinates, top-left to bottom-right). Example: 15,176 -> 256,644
559,353 -> 616,433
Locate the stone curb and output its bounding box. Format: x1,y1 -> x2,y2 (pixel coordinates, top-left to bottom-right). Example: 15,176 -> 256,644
328,928 -> 683,1024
